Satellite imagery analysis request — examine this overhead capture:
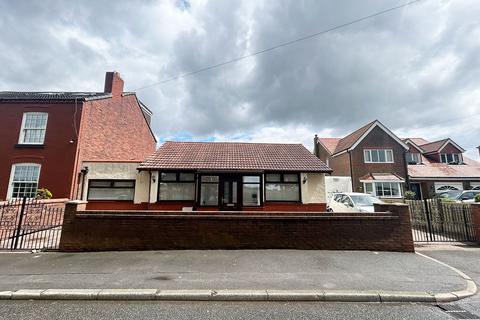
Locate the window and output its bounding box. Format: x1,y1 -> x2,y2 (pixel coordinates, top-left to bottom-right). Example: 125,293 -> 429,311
19,112 -> 48,144
242,176 -> 261,206
200,175 -> 219,206
364,149 -> 394,163
440,153 -> 462,164
265,173 -> 300,201
158,172 -> 195,201
9,164 -> 41,198
406,152 -> 421,164
88,180 -> 135,200
363,182 -> 402,198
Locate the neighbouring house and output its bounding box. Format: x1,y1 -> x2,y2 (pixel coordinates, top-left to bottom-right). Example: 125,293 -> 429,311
0,72 -> 156,201
403,137 -> 480,199
314,120 -> 409,201
85,141 -> 331,211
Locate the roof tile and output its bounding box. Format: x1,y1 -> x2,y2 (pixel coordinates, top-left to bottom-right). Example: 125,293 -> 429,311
139,141 -> 332,172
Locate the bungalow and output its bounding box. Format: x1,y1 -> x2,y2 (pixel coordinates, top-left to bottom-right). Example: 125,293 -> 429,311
84,141 -> 332,211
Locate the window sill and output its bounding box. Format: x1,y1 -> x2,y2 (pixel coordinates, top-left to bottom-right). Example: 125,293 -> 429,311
15,144 -> 45,149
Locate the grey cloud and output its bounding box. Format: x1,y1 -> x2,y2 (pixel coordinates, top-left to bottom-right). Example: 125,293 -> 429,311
0,0 -> 479,157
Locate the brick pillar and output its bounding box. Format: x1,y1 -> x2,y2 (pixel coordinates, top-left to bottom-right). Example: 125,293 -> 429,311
472,203 -> 480,242
374,203 -> 415,252
59,201 -> 87,251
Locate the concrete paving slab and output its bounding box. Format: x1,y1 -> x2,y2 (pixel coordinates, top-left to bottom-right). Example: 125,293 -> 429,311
40,289 -> 100,300
11,289 -> 45,300
155,289 -> 213,300
324,290 -> 380,302
377,290 -> 436,302
266,289 -> 322,301
98,289 -> 157,300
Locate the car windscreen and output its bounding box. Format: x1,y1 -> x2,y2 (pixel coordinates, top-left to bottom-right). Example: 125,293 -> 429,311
438,191 -> 462,199
350,195 -> 379,206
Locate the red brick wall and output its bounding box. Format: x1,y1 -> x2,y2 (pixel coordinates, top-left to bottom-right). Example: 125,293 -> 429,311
59,202 -> 414,252
85,201 -> 326,211
472,204 -> 480,241
78,95 -> 156,163
0,102 -> 81,200
329,152 -> 351,176
350,126 -> 407,192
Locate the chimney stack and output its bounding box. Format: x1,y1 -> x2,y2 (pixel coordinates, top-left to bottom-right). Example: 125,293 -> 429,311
477,146 -> 480,158
313,134 -> 319,157
104,71 -> 124,100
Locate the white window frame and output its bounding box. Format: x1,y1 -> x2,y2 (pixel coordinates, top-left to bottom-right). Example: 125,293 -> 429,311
363,181 -> 402,198
406,152 -> 421,164
364,149 -> 394,164
7,163 -> 42,199
18,112 -> 48,145
440,153 -> 462,164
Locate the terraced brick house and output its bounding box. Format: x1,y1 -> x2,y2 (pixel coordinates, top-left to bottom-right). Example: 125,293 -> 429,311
0,72 -> 156,201
314,120 -> 410,201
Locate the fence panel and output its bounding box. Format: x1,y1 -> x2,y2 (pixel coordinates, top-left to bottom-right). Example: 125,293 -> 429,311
0,198 -> 65,250
407,199 -> 475,242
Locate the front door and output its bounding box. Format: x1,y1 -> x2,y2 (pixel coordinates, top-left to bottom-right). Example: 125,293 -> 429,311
220,175 -> 241,211
410,183 -> 422,200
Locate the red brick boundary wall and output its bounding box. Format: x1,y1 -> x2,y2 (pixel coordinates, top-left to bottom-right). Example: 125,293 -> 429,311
59,202 -> 414,252
472,203 -> 480,241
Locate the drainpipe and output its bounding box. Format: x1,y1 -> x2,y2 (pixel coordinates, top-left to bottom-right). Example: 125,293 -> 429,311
403,150 -> 410,193
348,150 -> 354,191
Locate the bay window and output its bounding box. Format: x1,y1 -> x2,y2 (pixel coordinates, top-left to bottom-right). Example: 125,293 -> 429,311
9,163 -> 41,198
158,172 -> 195,201
265,173 -> 300,201
19,112 -> 48,144
364,149 -> 394,163
363,182 -> 402,198
88,180 -> 135,200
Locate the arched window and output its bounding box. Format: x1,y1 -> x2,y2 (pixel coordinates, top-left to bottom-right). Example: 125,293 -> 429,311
437,185 -> 459,191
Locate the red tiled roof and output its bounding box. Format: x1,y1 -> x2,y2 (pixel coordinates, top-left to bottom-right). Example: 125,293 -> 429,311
409,156 -> 480,179
333,120 -> 377,154
139,141 -> 332,172
403,137 -> 430,146
418,138 -> 450,154
318,138 -> 341,154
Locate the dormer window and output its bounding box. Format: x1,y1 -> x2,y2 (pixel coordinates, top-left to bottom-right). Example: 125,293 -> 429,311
406,152 -> 421,165
440,153 -> 462,164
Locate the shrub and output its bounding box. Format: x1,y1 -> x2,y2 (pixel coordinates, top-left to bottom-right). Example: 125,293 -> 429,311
36,188 -> 53,200
404,190 -> 416,200
475,193 -> 480,203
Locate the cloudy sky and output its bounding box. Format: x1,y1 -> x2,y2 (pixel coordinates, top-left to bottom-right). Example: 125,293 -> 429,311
1,0 -> 479,159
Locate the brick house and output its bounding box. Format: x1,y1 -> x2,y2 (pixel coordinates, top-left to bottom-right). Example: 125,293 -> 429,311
92,141 -> 331,211
314,120 -> 410,200
403,138 -> 480,199
0,72 -> 156,201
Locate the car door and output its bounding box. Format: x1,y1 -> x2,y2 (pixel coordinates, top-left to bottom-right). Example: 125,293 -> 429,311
329,194 -> 343,212
343,195 -> 356,212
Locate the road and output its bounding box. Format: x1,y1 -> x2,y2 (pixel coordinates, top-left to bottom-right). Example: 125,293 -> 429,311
0,245 -> 479,320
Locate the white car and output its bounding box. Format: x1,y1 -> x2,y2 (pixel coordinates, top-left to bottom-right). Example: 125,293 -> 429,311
328,192 -> 384,213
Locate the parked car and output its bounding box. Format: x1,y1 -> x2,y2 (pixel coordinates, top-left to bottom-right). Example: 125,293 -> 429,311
328,192 -> 384,213
435,190 -> 480,203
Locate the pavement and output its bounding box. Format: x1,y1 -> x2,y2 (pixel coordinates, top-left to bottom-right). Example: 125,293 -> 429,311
0,249 -> 476,302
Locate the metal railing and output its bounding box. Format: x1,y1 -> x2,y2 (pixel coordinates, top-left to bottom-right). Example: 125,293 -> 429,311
0,197 -> 66,250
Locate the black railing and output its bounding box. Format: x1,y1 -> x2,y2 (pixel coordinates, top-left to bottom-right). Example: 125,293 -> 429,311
0,197 -> 65,250
407,199 -> 476,242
